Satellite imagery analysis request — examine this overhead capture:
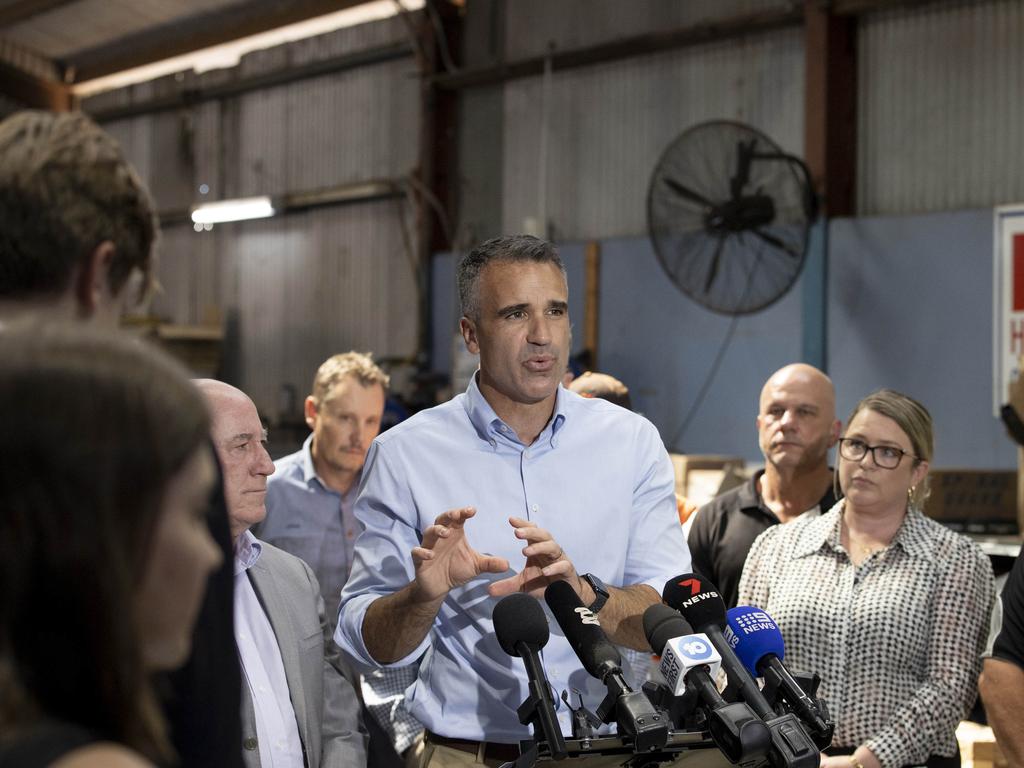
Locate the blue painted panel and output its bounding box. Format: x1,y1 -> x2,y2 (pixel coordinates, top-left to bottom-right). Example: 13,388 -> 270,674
829,209 -> 1014,469
597,236 -> 807,463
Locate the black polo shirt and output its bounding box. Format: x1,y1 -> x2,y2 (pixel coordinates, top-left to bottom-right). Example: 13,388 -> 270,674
687,470 -> 838,608
990,552 -> 1024,670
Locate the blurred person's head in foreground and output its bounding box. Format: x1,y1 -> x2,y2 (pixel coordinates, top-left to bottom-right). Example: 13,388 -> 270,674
0,323 -> 222,762
0,110 -> 157,327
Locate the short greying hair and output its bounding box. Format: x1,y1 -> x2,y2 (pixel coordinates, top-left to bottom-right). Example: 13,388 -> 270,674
311,351 -> 389,407
0,110 -> 157,303
456,235 -> 566,320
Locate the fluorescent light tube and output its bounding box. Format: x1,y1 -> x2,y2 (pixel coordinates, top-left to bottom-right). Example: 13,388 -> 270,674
191,196 -> 275,224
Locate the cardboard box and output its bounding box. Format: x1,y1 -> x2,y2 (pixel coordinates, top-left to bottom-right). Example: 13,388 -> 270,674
669,454 -> 745,508
925,470 -> 1017,535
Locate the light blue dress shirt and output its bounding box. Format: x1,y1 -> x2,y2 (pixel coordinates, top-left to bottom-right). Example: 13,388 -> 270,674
260,435 -> 359,615
336,377 -> 690,743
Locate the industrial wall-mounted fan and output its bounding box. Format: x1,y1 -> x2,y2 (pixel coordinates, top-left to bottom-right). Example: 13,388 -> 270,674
647,120 -> 817,316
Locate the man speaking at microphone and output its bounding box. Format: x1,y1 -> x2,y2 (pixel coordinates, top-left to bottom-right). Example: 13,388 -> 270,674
335,235 -> 689,768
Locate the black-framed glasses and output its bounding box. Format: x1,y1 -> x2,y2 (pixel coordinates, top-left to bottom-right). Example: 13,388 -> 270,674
838,438 -> 917,470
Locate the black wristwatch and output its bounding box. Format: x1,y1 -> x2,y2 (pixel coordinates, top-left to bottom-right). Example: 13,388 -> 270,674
581,573 -> 610,613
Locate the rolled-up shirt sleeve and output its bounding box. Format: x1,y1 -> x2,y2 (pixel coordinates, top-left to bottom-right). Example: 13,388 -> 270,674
335,441 -> 430,672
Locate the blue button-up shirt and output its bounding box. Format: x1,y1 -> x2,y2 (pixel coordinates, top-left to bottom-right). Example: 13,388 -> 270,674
260,435 -> 359,615
336,377 -> 689,742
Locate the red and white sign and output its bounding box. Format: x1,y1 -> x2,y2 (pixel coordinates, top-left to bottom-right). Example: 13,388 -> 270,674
993,206 -> 1024,415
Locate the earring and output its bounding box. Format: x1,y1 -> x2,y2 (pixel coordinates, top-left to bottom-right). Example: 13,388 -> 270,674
907,486 -> 915,505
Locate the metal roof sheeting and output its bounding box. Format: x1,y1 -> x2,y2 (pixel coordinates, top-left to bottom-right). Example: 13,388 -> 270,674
500,27 -> 805,240
858,0 -> 1024,214
502,0 -> 796,61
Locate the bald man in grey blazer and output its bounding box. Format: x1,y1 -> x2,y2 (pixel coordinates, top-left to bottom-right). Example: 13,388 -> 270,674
198,379 -> 366,768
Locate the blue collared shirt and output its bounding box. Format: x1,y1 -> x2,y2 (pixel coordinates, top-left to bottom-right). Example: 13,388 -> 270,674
260,434 -> 359,615
234,531 -> 305,768
336,377 -> 690,742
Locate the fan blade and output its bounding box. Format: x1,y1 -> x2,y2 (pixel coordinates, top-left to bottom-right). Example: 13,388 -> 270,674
704,236 -> 725,294
662,177 -> 714,208
752,228 -> 800,259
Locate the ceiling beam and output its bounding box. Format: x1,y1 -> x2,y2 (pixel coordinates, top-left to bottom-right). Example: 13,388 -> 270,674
831,0 -> 950,15
85,40 -> 412,122
65,0 -> 372,84
0,59 -> 71,109
433,6 -> 805,90
0,0 -> 79,28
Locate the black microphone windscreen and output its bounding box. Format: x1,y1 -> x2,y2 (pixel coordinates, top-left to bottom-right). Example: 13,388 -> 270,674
544,579 -> 621,677
642,603 -> 694,654
662,573 -> 727,630
493,593 -> 549,658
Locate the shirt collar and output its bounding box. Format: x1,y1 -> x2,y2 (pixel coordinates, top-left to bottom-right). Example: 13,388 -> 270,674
793,499 -> 934,561
234,529 -> 263,575
300,432 -> 361,496
300,433 -> 318,484
463,371 -> 567,448
738,470 -> 768,511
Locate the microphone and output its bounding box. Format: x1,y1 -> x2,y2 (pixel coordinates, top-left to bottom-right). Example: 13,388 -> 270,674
662,574 -> 775,718
543,580 -> 668,753
643,604 -> 770,764
493,594 -> 567,759
664,574 -> 819,768
725,606 -> 832,738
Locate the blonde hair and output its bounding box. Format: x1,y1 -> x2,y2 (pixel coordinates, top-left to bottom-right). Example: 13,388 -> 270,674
311,351 -> 389,406
843,388 -> 933,507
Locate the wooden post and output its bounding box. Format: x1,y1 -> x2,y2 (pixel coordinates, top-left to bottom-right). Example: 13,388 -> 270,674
584,241 -> 600,369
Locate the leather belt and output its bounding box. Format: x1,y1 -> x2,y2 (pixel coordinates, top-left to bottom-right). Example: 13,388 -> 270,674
426,732 -> 521,762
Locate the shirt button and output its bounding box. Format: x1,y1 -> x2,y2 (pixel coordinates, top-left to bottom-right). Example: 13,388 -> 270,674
489,439 -> 496,447
258,685 -> 267,693
531,504 -> 538,513
524,450 -> 530,458
244,738 -> 259,751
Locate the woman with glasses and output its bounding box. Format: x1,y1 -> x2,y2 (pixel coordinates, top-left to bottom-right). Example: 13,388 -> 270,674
739,389 -> 994,768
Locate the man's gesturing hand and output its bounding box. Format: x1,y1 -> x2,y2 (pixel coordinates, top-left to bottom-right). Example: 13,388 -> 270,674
488,517 -> 583,600
411,507 -> 510,603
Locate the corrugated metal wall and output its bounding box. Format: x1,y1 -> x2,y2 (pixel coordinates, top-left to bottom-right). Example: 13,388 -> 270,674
858,0 -> 1024,214
90,14 -> 421,421
499,27 -> 805,239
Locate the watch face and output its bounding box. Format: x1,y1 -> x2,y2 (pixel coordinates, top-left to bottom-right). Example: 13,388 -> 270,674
587,575 -> 608,596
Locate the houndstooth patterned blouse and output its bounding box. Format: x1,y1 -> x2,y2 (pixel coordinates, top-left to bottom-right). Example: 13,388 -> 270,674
738,501 -> 995,768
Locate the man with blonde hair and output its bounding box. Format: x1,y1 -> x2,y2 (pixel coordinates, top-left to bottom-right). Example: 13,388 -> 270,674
261,352 -> 422,764
262,351 -> 390,609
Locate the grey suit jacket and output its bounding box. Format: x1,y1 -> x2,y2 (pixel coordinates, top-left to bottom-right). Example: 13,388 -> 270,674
241,540 -> 366,768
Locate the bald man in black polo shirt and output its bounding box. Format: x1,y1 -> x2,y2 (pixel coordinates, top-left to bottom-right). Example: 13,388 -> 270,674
688,363 -> 841,607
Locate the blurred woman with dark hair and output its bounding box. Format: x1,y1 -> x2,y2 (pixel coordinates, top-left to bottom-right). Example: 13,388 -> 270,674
740,389 -> 994,768
0,324 -> 223,767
